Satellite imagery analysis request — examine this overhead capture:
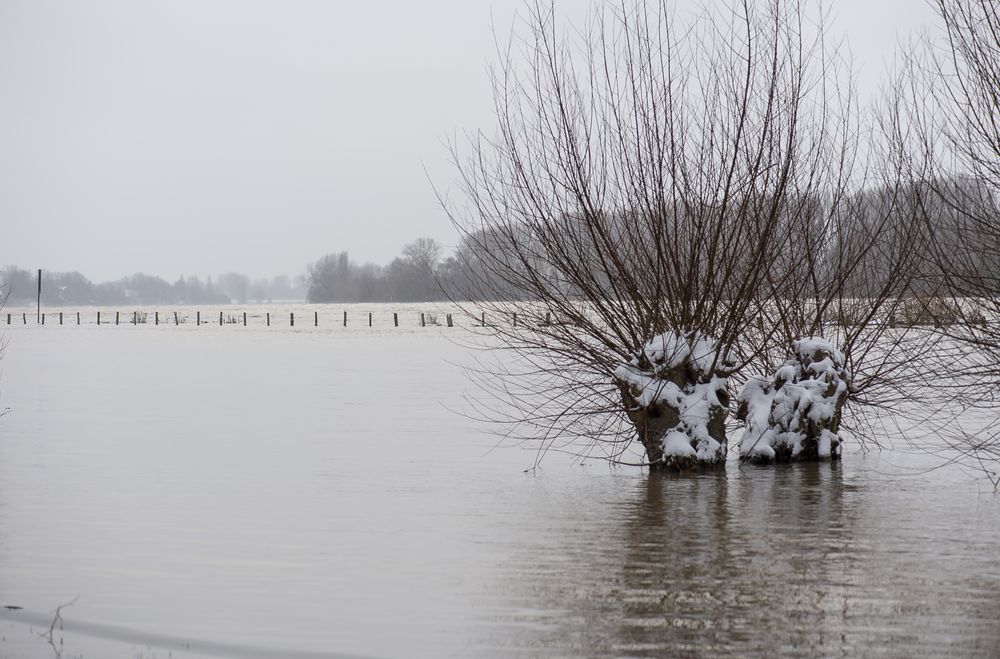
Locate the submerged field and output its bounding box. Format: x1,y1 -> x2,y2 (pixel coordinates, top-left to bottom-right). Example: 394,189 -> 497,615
0,305 -> 998,657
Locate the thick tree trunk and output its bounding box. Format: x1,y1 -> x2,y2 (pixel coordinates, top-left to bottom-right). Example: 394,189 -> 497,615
615,332 -> 731,471
620,384 -> 728,471
738,338 -> 849,464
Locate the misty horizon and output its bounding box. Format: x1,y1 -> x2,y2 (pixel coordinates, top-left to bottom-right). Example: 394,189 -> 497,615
2,0 -> 937,282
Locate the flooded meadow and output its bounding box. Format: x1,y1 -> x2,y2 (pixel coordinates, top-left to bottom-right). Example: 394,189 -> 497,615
0,305 -> 997,657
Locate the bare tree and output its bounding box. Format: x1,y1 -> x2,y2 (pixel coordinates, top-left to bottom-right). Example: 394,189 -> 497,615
443,0 -> 934,470
217,272 -> 251,305
307,252 -> 355,302
402,238 -> 443,273
888,0 -> 1000,483
390,238 -> 445,301
735,171 -> 961,464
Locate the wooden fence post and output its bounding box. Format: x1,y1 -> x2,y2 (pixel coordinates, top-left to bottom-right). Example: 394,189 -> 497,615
174,311 -> 179,326
243,312 -> 247,326
155,311 -> 159,325
219,311 -> 223,326
59,312 -> 63,325
369,312 -> 372,327
314,311 -> 318,327
98,311 -> 101,325
116,311 -> 120,326
393,312 -> 398,327
41,313 -> 45,325
343,311 -> 347,327
196,311 -> 200,326
133,311 -> 137,325
22,313 -> 26,324
481,311 -> 485,326
6,313 -> 9,324
446,314 -> 453,327
420,312 -> 425,327
266,312 -> 270,326
290,312 -> 294,327
77,312 -> 80,325
513,312 -> 517,327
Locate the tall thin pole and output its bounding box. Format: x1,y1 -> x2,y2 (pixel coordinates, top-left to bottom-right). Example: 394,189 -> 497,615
36,269 -> 41,323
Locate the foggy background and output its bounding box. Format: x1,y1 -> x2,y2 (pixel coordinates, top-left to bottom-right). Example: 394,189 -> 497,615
0,0 -> 937,284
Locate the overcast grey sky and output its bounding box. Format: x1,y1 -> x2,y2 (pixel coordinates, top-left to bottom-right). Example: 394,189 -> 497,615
1,0 -> 938,283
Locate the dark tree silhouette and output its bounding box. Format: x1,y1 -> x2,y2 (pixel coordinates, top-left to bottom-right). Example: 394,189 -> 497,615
442,0 -> 960,470
443,0 -> 935,470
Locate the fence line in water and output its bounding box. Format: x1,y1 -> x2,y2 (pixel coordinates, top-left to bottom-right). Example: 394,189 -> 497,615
2,305 -> 980,331
2,309 -> 566,329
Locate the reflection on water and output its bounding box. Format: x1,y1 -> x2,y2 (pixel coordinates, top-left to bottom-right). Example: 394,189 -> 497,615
0,323 -> 998,657
483,463 -> 1000,657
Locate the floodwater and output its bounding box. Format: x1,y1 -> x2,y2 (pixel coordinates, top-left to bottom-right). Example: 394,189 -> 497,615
0,305 -> 998,658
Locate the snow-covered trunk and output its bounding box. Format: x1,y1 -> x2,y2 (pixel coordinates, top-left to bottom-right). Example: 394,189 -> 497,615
614,332 -> 731,471
617,387 -> 677,467
738,338 -> 851,464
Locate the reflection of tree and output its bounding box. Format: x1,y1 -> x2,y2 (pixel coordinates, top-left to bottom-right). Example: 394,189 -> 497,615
476,462 -> 1000,656
611,466 -> 858,655
613,472 -> 734,655
477,467 -> 852,655
727,463 -> 850,653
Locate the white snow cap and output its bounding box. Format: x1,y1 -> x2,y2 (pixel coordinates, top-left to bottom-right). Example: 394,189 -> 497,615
619,330 -> 732,376
613,330 -> 730,407
793,336 -> 845,368
640,331 -> 720,375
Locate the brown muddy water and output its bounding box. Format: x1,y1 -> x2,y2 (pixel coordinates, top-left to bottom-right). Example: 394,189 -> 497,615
0,311 -> 997,657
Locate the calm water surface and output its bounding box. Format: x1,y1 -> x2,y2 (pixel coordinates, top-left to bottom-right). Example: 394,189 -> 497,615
0,308 -> 997,657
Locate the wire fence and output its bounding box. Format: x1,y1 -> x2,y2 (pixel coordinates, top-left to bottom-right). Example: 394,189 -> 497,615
0,307 -> 556,330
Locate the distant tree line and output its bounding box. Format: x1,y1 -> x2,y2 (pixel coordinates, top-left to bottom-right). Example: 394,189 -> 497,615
0,266 -> 306,306
307,238 -> 444,303
306,234 -> 544,303
306,178 -> 1000,305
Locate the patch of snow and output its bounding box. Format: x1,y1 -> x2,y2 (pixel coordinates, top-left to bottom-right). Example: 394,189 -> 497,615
663,430 -> 697,457
613,364 -> 684,408
695,436 -> 722,461
775,364 -> 797,383
627,329 -> 734,377
794,336 -> 845,365
738,376 -> 777,460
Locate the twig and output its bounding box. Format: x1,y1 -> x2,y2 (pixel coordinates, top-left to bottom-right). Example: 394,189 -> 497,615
39,595 -> 80,658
